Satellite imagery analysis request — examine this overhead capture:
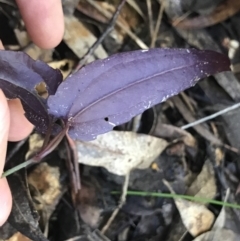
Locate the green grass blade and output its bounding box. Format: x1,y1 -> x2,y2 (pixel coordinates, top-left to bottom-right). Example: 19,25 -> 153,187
111,191 -> 240,210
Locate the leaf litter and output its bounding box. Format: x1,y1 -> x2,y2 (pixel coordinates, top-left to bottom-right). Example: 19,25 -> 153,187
1,0 -> 240,241
76,130 -> 168,176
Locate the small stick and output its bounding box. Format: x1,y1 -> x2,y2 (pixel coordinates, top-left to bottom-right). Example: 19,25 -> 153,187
101,171 -> 130,234
127,0 -> 145,19
132,114 -> 142,132
64,138 -> 78,203
150,1 -> 165,48
6,138 -> 27,163
171,11 -> 192,27
86,0 -> 148,50
74,0 -> 127,72
66,133 -> 81,191
181,102 -> 240,130
179,231 -> 188,241
146,0 -> 154,39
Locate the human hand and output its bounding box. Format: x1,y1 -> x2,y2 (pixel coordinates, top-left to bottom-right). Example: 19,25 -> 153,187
0,0 -> 64,226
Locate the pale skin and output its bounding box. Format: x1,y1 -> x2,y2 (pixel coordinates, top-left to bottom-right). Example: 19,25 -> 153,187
0,0 -> 64,226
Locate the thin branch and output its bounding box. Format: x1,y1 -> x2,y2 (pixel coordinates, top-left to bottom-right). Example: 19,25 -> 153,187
6,138 -> 27,163
86,0 -> 148,50
127,0 -> 145,19
172,11 -> 192,27
179,231 -> 188,241
66,133 -> 81,192
101,172 -> 130,234
181,102 -> 240,130
74,0 -> 127,72
146,0 -> 154,39
150,1 -> 164,48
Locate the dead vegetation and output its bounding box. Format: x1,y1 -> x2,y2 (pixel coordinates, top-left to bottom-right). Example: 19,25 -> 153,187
1,0 -> 240,240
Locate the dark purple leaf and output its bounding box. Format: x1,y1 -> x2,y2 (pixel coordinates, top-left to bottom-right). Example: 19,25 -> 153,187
0,50 -> 62,132
48,48 -> 230,141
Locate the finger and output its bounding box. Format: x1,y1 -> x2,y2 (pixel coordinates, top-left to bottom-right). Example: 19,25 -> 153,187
8,99 -> 33,142
0,40 -> 3,49
0,42 -> 12,226
0,90 -> 12,226
0,41 -> 33,141
16,0 -> 64,49
0,178 -> 12,226
0,90 -> 9,174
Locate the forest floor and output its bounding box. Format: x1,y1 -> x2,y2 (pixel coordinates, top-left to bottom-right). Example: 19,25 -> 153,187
1,0 -> 240,240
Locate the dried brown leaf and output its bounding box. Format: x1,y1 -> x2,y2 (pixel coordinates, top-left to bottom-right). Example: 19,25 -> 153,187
175,199 -> 214,237
187,160 -> 217,200
76,131 -> 168,176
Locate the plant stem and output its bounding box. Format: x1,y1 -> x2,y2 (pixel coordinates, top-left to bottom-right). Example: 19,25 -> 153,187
1,159 -> 34,177
1,125 -> 69,178
111,191 -> 240,210
34,125 -> 68,161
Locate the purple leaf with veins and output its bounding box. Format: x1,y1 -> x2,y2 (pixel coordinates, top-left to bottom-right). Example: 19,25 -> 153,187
0,50 -> 62,132
48,48 -> 230,141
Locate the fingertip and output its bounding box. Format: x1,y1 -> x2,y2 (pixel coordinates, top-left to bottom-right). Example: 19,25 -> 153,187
0,90 -> 12,227
0,40 -> 4,49
8,99 -> 33,142
16,0 -> 64,49
0,90 -> 10,174
0,178 -> 12,227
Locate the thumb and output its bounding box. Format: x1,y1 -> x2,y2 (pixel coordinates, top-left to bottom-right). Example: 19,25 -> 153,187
0,90 -> 12,226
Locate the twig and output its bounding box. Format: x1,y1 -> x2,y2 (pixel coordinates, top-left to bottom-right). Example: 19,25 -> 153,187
150,1 -> 164,48
149,106 -> 158,135
6,138 -> 27,163
171,11 -> 192,27
74,0 -> 127,72
222,144 -> 239,153
64,137 -> 78,205
178,231 -> 188,241
127,0 -> 145,19
146,0 -> 154,39
101,172 -> 130,234
181,102 -> 240,130
180,92 -> 196,113
90,230 -> 111,241
132,114 -> 142,132
66,133 -> 81,192
173,96 -> 239,153
86,0 -> 148,50
163,179 -> 175,193
173,96 -> 222,145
